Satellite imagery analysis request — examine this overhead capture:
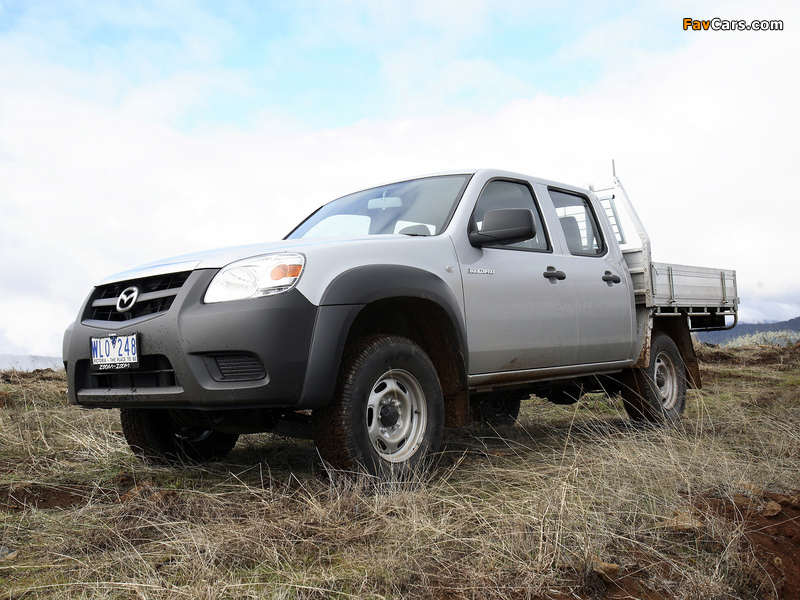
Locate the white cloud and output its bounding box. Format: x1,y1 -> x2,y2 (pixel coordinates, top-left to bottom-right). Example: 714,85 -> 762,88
1,1 -> 798,356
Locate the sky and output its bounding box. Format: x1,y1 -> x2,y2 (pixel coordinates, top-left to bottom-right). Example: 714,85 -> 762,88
0,0 -> 797,358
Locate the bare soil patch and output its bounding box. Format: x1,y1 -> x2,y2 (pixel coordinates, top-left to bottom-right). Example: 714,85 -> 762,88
0,482 -> 102,512
696,491 -> 800,600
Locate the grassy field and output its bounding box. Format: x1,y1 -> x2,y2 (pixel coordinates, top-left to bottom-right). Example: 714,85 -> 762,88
2,344 -> 800,599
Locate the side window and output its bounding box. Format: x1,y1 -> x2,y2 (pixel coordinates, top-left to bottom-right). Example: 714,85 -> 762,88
472,180 -> 550,251
549,189 -> 605,256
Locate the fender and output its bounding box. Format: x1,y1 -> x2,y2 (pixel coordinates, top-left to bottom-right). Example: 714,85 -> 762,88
297,264 -> 468,408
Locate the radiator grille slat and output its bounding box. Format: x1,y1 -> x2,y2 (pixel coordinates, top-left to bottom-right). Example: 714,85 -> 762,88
84,272 -> 190,323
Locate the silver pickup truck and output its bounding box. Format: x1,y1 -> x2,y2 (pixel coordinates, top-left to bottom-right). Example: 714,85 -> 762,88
63,168 -> 738,476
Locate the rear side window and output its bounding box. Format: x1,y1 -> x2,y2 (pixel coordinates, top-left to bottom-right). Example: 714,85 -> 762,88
549,189 -> 605,256
472,180 -> 550,251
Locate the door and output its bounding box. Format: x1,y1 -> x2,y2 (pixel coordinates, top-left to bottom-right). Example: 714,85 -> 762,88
460,179 -> 578,375
546,187 -> 635,364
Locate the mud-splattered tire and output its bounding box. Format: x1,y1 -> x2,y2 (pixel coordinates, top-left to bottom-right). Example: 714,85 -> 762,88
476,392 -> 521,425
544,386 -> 580,406
313,336 -> 444,478
120,408 -> 239,463
622,332 -> 687,423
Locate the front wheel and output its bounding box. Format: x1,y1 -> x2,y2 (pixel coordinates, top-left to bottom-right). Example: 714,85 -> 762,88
313,336 -> 445,478
622,332 -> 687,423
120,408 -> 239,463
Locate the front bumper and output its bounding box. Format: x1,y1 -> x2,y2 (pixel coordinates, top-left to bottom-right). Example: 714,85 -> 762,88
66,269 -> 318,409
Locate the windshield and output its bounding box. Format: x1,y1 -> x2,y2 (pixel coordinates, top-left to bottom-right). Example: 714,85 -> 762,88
287,175 -> 471,239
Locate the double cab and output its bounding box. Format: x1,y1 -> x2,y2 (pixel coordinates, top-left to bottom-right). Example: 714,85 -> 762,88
64,168 -> 738,476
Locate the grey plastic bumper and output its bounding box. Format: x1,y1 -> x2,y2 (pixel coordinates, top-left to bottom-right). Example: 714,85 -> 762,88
66,269 -> 322,410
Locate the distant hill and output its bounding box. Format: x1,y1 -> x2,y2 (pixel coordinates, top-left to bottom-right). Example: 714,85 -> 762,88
696,316 -> 800,345
0,354 -> 63,372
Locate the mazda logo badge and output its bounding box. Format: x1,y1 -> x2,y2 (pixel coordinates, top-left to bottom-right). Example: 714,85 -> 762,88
116,287 -> 140,313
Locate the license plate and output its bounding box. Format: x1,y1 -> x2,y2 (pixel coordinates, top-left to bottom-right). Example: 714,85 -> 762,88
90,334 -> 139,369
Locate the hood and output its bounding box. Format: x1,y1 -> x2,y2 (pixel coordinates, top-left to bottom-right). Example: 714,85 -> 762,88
97,236 -> 395,285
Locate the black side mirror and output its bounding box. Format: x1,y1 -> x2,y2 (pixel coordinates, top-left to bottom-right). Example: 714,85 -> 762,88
469,208 -> 536,247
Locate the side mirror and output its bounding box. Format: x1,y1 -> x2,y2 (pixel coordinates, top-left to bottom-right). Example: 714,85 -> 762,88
469,208 -> 536,247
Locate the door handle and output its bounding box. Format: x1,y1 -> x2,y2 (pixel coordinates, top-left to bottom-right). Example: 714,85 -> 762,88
602,271 -> 622,284
543,267 -> 567,281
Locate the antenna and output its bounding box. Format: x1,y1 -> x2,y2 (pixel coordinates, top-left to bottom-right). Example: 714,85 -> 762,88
612,159 -> 616,178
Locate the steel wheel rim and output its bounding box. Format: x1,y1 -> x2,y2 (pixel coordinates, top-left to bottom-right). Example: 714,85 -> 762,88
484,396 -> 506,418
654,351 -> 678,410
176,428 -> 213,444
366,368 -> 427,463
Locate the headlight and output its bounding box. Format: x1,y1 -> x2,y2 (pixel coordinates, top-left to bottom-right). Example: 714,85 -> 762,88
204,253 -> 305,303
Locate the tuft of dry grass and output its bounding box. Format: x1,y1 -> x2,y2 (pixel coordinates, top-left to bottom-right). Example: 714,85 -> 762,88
2,347 -> 800,599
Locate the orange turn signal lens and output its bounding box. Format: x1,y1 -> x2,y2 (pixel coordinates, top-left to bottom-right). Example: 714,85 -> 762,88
270,264 -> 302,280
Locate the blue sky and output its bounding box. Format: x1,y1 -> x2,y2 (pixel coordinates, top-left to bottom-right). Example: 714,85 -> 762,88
1,1 -> 691,127
0,0 -> 797,356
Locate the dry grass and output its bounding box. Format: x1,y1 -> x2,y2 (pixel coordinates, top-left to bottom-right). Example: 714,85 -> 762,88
2,345 -> 800,599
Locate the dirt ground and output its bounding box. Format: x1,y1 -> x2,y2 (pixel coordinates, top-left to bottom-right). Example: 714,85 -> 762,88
697,491 -> 800,600
598,490 -> 800,600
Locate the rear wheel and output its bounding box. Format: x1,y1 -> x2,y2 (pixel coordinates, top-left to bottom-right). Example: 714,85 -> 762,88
476,392 -> 522,425
544,386 -> 580,406
120,408 -> 239,463
313,336 -> 444,478
622,332 -> 687,423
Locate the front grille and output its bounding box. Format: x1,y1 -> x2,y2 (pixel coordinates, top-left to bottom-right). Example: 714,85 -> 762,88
206,353 -> 267,381
86,355 -> 177,389
83,272 -> 191,323
90,296 -> 177,322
